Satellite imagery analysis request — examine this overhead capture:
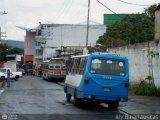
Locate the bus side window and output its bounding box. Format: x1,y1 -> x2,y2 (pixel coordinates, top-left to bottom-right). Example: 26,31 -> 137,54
75,58 -> 81,74
70,58 -> 81,74
71,59 -> 77,73
78,58 -> 83,74
79,57 -> 87,75
83,58 -> 87,73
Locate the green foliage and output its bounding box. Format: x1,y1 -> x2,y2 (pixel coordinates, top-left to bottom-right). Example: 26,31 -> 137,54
145,75 -> 154,82
133,79 -> 160,96
147,50 -> 156,58
97,4 -> 157,47
145,4 -> 157,18
0,44 -> 23,62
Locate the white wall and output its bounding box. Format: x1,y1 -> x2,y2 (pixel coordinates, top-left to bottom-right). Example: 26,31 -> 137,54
25,32 -> 36,55
42,24 -> 106,47
108,40 -> 160,87
43,47 -> 60,61
155,10 -> 160,40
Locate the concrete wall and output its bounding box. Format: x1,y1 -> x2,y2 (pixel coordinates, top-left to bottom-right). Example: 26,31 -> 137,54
25,31 -> 36,55
155,9 -> 160,40
108,40 -> 160,87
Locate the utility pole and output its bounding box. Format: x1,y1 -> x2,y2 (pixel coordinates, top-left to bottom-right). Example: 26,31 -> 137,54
86,0 -> 90,47
0,11 -> 8,44
0,26 -> 7,44
0,26 -> 1,44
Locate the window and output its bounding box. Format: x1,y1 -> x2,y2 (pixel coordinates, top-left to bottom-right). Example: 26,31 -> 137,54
55,64 -> 61,69
90,59 -> 125,76
49,64 -> 54,69
69,57 -> 87,74
62,64 -> 66,69
0,69 -> 6,73
78,57 -> 87,74
71,58 -> 80,73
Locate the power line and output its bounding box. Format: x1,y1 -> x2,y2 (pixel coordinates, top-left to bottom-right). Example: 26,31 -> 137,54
116,0 -> 149,6
53,0 -> 74,23
96,0 -> 123,18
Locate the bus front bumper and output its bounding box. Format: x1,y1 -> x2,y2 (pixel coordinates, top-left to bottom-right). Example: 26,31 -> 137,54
47,75 -> 66,79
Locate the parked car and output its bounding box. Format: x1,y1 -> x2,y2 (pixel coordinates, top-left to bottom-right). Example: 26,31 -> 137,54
18,68 -> 26,75
0,68 -> 22,81
0,72 -> 6,81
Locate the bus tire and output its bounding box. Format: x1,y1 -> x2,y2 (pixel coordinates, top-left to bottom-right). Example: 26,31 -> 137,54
73,91 -> 80,106
108,101 -> 119,110
66,93 -> 72,102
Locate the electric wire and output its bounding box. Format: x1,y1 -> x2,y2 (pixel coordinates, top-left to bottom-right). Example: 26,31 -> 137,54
96,0 -> 123,18
116,0 -> 149,7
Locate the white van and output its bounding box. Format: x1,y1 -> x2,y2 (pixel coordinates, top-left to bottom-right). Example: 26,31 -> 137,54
0,68 -> 22,81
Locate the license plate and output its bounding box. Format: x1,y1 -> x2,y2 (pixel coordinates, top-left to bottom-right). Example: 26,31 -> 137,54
103,88 -> 111,92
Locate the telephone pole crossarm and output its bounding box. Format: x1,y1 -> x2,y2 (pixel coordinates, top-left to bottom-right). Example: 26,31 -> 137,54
0,11 -> 7,15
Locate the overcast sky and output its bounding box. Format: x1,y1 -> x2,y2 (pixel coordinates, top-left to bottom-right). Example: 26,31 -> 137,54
0,0 -> 159,41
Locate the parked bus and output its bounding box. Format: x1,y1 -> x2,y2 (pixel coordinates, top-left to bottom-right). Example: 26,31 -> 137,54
64,53 -> 129,109
42,58 -> 67,81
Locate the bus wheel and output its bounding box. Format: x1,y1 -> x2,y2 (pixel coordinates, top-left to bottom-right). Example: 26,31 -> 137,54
66,93 -> 72,102
108,101 -> 119,110
73,91 -> 80,106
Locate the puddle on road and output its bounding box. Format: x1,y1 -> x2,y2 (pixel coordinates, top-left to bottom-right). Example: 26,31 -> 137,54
0,89 -> 4,96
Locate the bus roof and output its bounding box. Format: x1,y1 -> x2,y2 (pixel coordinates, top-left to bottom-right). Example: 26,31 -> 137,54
71,54 -> 89,58
50,58 -> 64,60
71,53 -> 127,59
43,60 -> 50,63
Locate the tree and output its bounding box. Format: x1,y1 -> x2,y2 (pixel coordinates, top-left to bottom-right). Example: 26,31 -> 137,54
0,44 -> 23,62
97,4 -> 157,48
145,4 -> 157,18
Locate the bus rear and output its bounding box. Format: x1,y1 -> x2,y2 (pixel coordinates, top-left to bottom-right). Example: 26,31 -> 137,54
42,58 -> 67,80
82,54 -> 129,108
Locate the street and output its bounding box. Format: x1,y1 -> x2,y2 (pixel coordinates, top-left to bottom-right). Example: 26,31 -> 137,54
0,76 -> 128,120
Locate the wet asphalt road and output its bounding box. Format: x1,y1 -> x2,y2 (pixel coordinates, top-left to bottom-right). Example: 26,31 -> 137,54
0,76 -> 129,120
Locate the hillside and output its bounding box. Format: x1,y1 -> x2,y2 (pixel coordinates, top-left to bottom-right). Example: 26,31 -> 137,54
0,40 -> 24,48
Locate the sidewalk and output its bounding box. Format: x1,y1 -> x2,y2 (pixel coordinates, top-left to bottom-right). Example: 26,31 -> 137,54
119,95 -> 160,114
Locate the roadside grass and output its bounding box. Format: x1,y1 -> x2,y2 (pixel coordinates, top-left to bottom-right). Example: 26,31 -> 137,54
130,80 -> 160,96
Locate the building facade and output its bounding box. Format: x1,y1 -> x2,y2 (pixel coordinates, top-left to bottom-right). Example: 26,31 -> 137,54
22,23 -> 107,65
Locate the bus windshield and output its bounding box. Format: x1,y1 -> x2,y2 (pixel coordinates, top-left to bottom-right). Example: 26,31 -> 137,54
90,58 -> 125,76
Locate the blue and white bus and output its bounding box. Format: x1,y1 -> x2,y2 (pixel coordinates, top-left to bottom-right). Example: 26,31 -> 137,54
64,53 -> 129,109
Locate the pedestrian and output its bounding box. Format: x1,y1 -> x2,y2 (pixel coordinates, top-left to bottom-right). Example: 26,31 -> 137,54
7,69 -> 11,87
